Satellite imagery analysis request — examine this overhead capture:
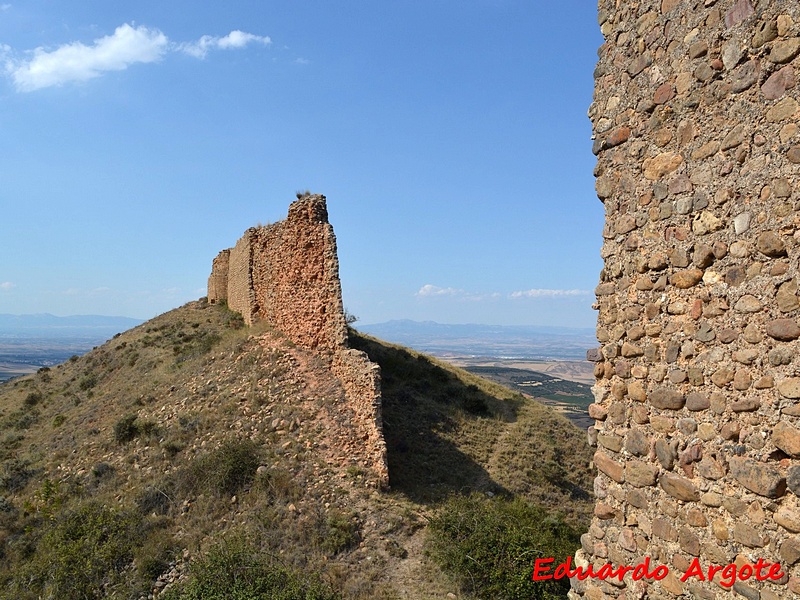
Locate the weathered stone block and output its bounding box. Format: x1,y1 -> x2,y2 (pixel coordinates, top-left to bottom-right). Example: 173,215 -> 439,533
697,456 -> 726,480
625,428 -> 650,456
730,59 -> 759,92
730,397 -> 759,412
594,450 -> 624,483
724,0 -> 754,29
652,517 -> 678,541
776,505 -> 800,533
660,472 -> 700,501
752,19 -> 778,47
643,152 -> 683,180
756,231 -> 787,257
770,38 -> 800,64
766,96 -> 798,122
679,527 -> 701,555
762,65 -> 796,100
729,456 -> 787,498
733,522 -> 768,547
767,319 -> 800,341
625,460 -> 659,487
781,537 -> 800,565
649,387 -> 685,410
588,403 -> 608,420
773,421 -> 800,457
606,126 -> 631,148
655,438 -> 677,469
598,433 -> 623,453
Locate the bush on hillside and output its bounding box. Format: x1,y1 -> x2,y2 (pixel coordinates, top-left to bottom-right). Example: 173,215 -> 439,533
175,439 -> 261,498
428,494 -> 580,600
17,502 -> 141,600
160,534 -> 339,600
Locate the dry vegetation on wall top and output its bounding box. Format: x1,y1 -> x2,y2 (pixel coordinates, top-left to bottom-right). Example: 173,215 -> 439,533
0,299 -> 593,599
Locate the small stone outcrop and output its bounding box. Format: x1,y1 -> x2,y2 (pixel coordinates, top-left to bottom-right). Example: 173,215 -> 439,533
208,193 -> 388,488
581,1 -> 800,598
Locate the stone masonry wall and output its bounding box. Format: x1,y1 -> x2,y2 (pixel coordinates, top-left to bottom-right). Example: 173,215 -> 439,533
581,1 -> 800,598
207,249 -> 230,304
209,194 -> 388,488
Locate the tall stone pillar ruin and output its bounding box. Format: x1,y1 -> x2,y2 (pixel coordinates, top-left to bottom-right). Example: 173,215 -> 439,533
582,0 -> 800,598
208,194 -> 388,488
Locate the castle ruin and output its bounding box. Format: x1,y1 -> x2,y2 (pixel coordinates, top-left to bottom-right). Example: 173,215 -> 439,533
580,0 -> 800,598
208,193 -> 388,488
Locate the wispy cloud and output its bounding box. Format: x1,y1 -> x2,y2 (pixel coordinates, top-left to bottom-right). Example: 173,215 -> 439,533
1,5 -> 11,11
416,284 -> 464,297
510,288 -> 591,298
0,281 -> 15,291
418,284 -> 591,302
416,284 -> 502,302
178,30 -> 271,59
5,23 -> 271,92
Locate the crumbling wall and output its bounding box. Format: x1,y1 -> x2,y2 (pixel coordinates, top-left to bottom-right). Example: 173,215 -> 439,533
581,1 -> 800,598
209,194 -> 388,488
248,198 -> 348,355
207,249 -> 230,304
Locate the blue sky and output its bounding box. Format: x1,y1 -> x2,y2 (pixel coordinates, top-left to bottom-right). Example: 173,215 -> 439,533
0,1 -> 604,328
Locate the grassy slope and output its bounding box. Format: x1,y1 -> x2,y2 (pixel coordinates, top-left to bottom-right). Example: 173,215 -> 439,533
0,301 -> 593,599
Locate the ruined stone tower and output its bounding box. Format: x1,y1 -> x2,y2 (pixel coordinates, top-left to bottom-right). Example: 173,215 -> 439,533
581,0 -> 800,598
208,194 -> 388,488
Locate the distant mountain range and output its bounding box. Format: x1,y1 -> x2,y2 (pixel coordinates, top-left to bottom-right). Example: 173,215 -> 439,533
0,313 -> 144,339
357,319 -> 596,361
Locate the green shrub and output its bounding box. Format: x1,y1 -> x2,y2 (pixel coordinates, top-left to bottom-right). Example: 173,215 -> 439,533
91,462 -> 114,479
79,373 -> 98,391
428,494 -> 580,600
114,414 -> 139,444
20,502 -> 141,600
24,392 -> 43,407
176,439 -> 261,498
0,459 -> 35,493
160,535 -> 338,600
136,486 -> 172,516
321,510 -> 360,556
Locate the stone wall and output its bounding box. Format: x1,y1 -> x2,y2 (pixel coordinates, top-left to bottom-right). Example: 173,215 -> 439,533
207,249 -> 230,304
580,0 -> 800,598
209,194 -> 388,488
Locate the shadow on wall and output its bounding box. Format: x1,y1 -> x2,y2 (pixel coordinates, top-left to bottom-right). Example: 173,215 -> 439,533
350,330 -> 509,503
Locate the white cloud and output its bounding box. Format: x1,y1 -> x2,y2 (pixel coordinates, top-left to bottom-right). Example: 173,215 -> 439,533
294,57 -> 310,65
1,5 -> 11,11
416,284 -> 503,302
6,25 -> 271,92
0,281 -> 15,291
9,24 -> 168,92
416,284 -> 464,297
510,289 -> 591,299
178,30 -> 271,59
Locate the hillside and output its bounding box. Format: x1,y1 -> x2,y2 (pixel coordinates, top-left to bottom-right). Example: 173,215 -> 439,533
0,300 -> 593,599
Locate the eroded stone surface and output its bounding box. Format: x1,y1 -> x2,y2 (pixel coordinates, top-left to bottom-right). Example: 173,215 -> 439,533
582,0 -> 800,594
208,194 -> 388,488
